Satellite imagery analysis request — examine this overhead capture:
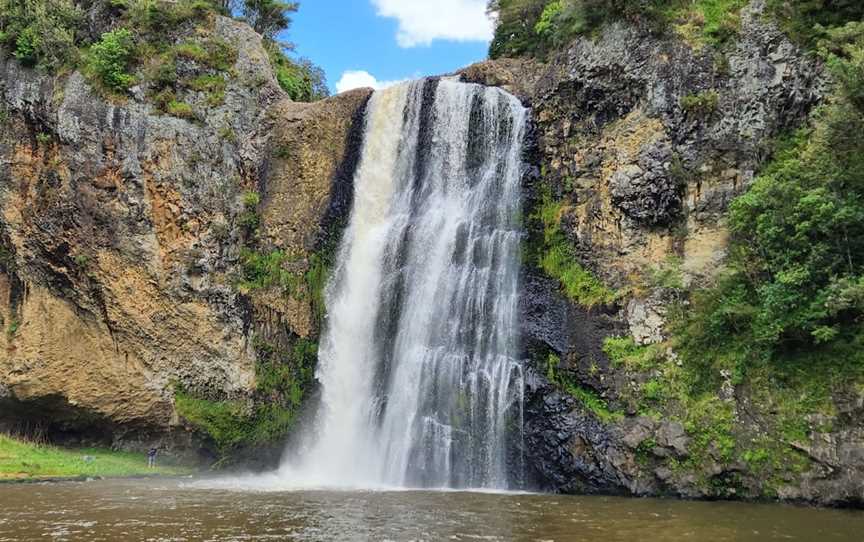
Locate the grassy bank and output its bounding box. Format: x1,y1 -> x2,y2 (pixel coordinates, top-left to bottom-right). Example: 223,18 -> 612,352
0,434 -> 192,481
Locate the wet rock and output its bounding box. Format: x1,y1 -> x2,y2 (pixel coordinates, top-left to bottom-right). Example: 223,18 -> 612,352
656,422 -> 690,458
626,296 -> 666,345
622,416 -> 657,449
655,466 -> 673,482
523,379 -> 628,494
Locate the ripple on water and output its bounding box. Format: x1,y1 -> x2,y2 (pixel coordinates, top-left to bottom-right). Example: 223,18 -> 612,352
0,480 -> 863,541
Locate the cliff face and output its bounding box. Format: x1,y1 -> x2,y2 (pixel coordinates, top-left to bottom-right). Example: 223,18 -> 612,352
0,14 -> 370,454
463,2 -> 864,507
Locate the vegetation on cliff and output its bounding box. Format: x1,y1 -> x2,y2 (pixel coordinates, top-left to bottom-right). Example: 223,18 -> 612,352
0,0 -> 327,103
489,0 -> 864,58
488,0 -> 751,58
674,15 -> 864,375
175,336 -> 317,463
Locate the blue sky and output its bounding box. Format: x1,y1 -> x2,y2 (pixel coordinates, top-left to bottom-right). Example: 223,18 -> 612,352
287,0 -> 493,94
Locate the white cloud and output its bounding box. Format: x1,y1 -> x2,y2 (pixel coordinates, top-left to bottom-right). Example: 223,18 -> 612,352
335,70 -> 407,94
371,0 -> 494,47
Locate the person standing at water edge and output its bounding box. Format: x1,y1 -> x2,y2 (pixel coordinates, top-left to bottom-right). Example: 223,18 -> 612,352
147,447 -> 157,468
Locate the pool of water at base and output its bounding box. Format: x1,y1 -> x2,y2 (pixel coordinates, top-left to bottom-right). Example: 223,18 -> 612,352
0,478 -> 862,541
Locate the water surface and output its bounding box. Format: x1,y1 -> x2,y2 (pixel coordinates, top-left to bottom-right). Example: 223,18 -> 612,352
1,478 -> 862,541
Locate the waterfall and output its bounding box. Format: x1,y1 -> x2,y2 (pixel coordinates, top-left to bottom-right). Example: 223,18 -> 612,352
281,78 -> 527,490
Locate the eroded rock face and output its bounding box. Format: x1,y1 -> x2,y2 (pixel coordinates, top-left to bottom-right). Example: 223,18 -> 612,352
462,0 -> 821,286
464,2 -> 864,508
0,15 -> 370,451
609,139 -> 680,226
625,296 -> 666,346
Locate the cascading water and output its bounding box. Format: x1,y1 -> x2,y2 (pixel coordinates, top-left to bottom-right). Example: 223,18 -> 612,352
281,78 -> 527,490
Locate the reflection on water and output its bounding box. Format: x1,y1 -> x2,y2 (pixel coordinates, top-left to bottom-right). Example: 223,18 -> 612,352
0,478 -> 862,541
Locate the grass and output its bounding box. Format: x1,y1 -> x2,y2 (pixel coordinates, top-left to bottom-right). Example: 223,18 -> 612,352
681,91 -> 720,116
236,249 -> 302,294
665,0 -> 749,49
0,434 -> 192,481
535,196 -> 617,307
546,353 -> 623,423
603,336 -> 666,372
166,100 -> 195,120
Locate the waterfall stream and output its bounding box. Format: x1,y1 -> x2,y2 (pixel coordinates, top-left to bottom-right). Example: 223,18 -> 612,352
281,78 -> 527,490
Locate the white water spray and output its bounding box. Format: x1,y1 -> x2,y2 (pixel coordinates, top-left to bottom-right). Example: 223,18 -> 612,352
280,78 -> 527,490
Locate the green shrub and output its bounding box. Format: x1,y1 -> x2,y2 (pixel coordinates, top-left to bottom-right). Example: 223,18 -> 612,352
6,317 -> 20,339
128,0 -> 214,38
534,1 -> 564,37
683,395 -> 736,462
174,391 -> 296,457
0,0 -> 82,69
563,382 -> 622,423
218,126 -> 237,143
13,26 -> 39,65
265,41 -> 328,102
255,337 -> 317,401
664,0 -> 748,48
175,333 -> 318,460
238,191 -> 261,233
641,378 -> 666,402
672,26 -> 864,380
822,22 -> 864,112
147,54 -> 179,89
489,0 -> 670,58
242,190 -> 261,208
187,74 -> 227,105
238,249 -> 303,293
540,244 -> 616,306
200,38 -> 236,71
87,28 -> 136,92
489,0 -> 755,58
602,336 -> 665,371
767,0 -> 864,46
545,352 -> 622,423
305,252 -> 330,327
172,38 -> 236,70
166,100 -> 195,119
648,255 -> 685,290
680,90 -> 719,115
173,42 -> 209,63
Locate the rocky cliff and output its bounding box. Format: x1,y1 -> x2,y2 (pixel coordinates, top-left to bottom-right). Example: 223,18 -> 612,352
0,11 -> 370,459
463,1 -> 864,507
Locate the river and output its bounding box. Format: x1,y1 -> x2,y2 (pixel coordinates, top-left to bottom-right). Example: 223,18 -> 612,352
0,478 -> 862,541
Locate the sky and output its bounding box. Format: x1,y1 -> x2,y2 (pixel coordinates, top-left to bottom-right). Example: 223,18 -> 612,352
286,0 -> 494,94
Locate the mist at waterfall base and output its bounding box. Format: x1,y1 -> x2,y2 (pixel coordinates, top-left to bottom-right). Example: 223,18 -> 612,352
198,78 -> 528,491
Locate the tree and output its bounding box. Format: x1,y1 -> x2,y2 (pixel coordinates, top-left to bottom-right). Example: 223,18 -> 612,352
0,0 -> 82,69
243,0 -> 298,40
